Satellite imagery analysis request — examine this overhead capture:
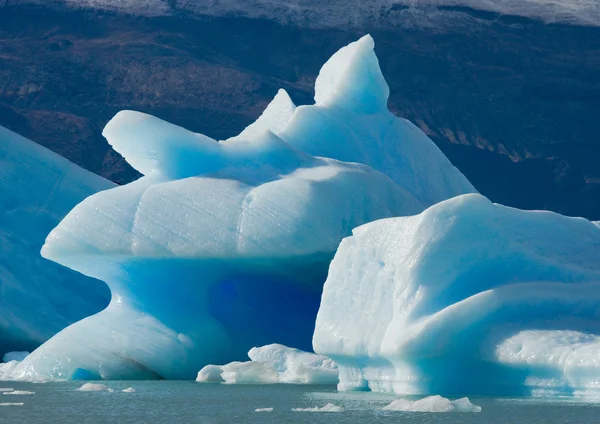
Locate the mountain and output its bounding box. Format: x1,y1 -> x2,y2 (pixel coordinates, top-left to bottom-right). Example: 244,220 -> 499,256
0,2 -> 599,218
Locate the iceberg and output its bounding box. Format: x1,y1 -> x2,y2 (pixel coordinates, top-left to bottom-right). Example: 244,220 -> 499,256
0,125 -> 112,356
313,193 -> 600,396
13,35 -> 473,381
382,396 -> 481,413
197,344 -> 338,385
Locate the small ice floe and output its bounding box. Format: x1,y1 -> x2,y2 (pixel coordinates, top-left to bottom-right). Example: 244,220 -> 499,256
0,389 -> 14,392
0,403 -> 24,406
196,365 -> 224,383
3,390 -> 34,395
196,344 -> 338,385
255,408 -> 273,412
292,403 -> 345,412
107,388 -> 115,392
382,395 -> 481,413
76,383 -> 110,392
122,387 -> 136,393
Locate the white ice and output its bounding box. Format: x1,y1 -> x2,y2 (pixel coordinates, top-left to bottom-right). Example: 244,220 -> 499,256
382,396 -> 481,412
291,403 -> 345,412
122,387 -> 136,393
76,383 -> 110,392
3,391 -> 34,395
314,193 -> 600,396
15,35 -> 471,381
255,408 -> 273,412
197,344 -> 339,385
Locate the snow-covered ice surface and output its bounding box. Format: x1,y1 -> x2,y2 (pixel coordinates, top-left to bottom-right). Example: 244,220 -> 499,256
382,396 -> 481,412
12,35 -> 472,381
0,126 -> 112,356
197,344 -> 339,385
314,193 -> 600,397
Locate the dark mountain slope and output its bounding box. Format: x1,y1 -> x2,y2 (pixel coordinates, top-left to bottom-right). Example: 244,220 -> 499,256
0,4 -> 599,218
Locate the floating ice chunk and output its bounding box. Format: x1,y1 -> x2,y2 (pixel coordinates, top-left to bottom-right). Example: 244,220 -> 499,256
4,391 -> 34,395
0,403 -> 24,406
221,362 -> 279,385
76,383 -> 110,392
292,403 -> 344,412
314,193 -> 600,396
0,361 -> 22,381
121,387 -> 136,393
197,344 -> 339,385
2,352 -> 29,363
249,344 -> 338,384
382,396 -> 481,412
255,408 -> 273,412
451,397 -> 483,412
0,389 -> 14,392
0,126 -> 112,355
196,365 -> 225,383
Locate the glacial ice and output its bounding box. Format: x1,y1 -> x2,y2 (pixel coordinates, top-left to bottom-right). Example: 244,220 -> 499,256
197,344 -> 339,385
11,35 -> 473,381
255,408 -> 273,412
122,387 -> 136,393
313,193 -> 600,396
291,403 -> 345,412
0,125 -> 112,355
76,383 -> 110,392
3,391 -> 35,395
382,396 -> 481,413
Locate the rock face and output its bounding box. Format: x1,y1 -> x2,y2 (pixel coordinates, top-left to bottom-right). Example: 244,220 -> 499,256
313,193 -> 600,397
0,125 -> 112,356
0,4 -> 599,218
8,36 -> 473,381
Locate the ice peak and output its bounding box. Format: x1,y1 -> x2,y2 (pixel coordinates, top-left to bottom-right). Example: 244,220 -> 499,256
314,34 -> 389,114
229,89 -> 296,142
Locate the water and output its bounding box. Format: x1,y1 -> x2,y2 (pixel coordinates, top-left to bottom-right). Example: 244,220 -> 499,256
1,381 -> 599,423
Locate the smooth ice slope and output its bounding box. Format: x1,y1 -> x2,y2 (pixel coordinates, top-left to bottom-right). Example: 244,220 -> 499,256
314,193 -> 600,397
279,35 -> 476,207
196,344 -> 338,384
13,35 -> 472,381
0,126 -> 112,355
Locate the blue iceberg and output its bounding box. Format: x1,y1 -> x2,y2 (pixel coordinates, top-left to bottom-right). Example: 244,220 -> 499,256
9,35 -> 474,381
313,193 -> 600,397
0,125 -> 112,356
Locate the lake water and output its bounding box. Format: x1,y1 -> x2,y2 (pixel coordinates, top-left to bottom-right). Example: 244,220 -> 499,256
1,381 -> 599,423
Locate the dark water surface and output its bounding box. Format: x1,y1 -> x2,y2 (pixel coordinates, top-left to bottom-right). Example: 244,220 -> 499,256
1,381 -> 599,423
